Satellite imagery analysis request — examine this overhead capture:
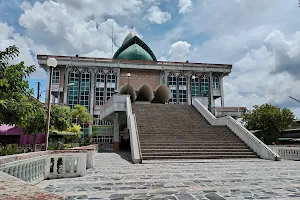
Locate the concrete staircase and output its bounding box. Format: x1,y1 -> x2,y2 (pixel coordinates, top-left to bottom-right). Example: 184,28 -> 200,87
133,104 -> 258,160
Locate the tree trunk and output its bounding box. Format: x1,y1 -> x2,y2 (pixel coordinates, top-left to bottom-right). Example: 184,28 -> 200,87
33,134 -> 36,152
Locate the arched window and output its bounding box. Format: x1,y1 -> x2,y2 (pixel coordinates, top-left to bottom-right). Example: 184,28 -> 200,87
80,69 -> 90,109
178,74 -> 187,104
68,69 -> 79,109
200,74 -> 209,97
191,75 -> 200,96
52,68 -> 60,84
106,71 -> 116,101
213,75 -> 220,89
95,70 -> 105,105
168,73 -> 177,104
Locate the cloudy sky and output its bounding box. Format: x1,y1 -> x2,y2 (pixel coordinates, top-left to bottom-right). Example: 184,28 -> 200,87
1,0 -> 300,117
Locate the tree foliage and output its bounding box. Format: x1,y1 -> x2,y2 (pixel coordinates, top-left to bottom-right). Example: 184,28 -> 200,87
50,105 -> 72,132
0,45 -> 36,126
242,103 -> 295,144
71,104 -> 93,124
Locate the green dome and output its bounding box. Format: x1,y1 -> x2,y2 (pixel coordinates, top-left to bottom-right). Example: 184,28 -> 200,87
117,44 -> 153,61
113,33 -> 157,61
122,32 -> 135,46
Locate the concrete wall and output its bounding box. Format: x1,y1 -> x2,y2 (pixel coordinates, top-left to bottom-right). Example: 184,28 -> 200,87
119,69 -> 161,91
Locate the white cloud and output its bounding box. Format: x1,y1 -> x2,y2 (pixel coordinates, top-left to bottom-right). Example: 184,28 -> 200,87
18,1 -> 137,57
167,41 -> 191,62
54,0 -> 143,17
19,1 -> 32,11
144,6 -> 171,24
178,0 -> 193,14
0,22 -> 47,79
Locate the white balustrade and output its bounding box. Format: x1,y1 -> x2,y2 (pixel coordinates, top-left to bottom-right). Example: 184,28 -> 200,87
47,152 -> 86,179
0,146 -> 95,185
0,155 -> 47,185
192,98 -> 280,161
269,146 -> 300,160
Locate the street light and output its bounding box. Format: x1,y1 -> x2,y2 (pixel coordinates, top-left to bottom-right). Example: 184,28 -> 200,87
191,75 -> 196,105
127,73 -> 131,95
45,57 -> 57,151
38,83 -> 74,102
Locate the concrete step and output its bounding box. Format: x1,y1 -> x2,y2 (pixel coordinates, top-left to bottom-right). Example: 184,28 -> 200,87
141,149 -> 253,153
139,145 -> 251,149
142,152 -> 256,156
133,104 -> 257,160
142,155 -> 259,160
139,142 -> 247,146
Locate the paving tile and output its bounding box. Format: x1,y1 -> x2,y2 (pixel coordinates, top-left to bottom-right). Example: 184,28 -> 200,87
36,152 -> 300,199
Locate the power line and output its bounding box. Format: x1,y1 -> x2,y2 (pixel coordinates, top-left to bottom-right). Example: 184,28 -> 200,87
289,96 -> 300,103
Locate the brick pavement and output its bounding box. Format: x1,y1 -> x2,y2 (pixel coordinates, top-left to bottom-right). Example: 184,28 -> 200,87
37,152 -> 300,200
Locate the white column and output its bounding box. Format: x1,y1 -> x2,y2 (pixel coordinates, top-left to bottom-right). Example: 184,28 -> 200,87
116,68 -> 120,91
209,72 -> 214,112
220,74 -> 225,107
164,70 -> 168,85
113,113 -> 119,151
63,67 -> 69,105
187,73 -> 191,105
89,71 -> 95,135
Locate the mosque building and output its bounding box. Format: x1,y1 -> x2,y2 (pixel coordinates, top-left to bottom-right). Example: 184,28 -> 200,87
38,32 -> 242,139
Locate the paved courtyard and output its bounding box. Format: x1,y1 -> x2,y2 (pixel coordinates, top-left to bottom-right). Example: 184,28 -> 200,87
37,152 -> 300,200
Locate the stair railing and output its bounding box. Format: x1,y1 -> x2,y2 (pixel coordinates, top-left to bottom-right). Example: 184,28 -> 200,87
125,96 -> 142,164
133,113 -> 142,160
192,98 -> 280,161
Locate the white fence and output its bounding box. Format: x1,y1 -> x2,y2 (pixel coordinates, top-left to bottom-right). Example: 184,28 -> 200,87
0,145 -> 98,185
0,155 -> 47,185
269,146 -> 300,160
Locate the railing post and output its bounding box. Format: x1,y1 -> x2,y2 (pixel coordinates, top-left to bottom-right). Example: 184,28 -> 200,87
62,157 -> 66,175
70,158 -> 74,174
25,163 -> 29,182
17,165 -> 22,179
13,166 -> 18,177
29,162 -> 34,182
53,157 -> 58,176
8,167 -> 13,176
21,164 -> 26,181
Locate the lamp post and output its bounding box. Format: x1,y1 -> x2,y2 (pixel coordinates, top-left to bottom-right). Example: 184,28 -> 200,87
127,73 -> 131,95
191,75 -> 196,105
45,57 -> 57,151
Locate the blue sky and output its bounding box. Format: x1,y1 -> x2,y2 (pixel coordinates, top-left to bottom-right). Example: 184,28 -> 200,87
1,0 -> 300,117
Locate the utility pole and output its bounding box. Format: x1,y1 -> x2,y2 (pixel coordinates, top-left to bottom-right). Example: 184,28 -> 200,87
37,82 -> 41,100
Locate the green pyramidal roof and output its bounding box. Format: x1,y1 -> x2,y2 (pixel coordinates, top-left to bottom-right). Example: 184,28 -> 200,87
113,32 -> 157,61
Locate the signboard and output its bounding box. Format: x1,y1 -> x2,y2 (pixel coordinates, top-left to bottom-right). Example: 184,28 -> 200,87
92,126 -> 114,135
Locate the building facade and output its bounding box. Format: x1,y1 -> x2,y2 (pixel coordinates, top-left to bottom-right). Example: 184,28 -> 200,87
38,32 -> 232,135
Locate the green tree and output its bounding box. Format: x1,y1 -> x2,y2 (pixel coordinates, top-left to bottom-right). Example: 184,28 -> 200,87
50,104 -> 72,132
0,45 -> 35,126
21,99 -> 46,151
71,104 -> 93,125
242,103 -> 295,144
